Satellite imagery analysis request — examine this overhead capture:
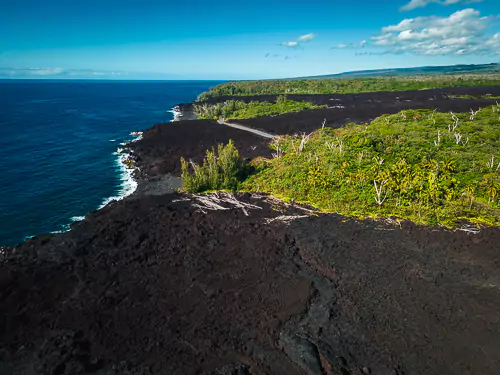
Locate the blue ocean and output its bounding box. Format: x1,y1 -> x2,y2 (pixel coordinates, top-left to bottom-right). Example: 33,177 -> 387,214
0,80 -> 221,246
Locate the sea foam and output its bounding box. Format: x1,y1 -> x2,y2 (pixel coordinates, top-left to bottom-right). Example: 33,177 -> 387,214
98,133 -> 142,209
169,106 -> 182,122
46,133 -> 143,236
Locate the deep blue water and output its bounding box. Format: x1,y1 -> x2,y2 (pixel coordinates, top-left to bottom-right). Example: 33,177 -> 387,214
0,80 -> 222,245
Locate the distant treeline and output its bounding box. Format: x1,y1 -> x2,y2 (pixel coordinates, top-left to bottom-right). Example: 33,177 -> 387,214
197,75 -> 500,101
302,63 -> 500,79
193,96 -> 324,120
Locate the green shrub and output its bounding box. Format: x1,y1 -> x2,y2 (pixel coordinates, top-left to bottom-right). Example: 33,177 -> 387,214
193,100 -> 248,119
181,140 -> 245,192
447,94 -> 500,100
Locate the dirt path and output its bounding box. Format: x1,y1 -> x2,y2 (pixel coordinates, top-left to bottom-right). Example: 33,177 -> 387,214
217,118 -> 277,139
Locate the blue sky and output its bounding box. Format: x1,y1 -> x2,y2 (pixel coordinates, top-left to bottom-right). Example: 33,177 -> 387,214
0,0 -> 499,80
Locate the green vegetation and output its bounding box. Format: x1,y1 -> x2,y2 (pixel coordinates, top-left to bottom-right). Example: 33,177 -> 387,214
305,63 -> 500,79
198,75 -> 500,101
448,94 -> 500,100
181,140 -> 248,192
193,96 -> 325,120
182,104 -> 500,227
241,104 -> 500,227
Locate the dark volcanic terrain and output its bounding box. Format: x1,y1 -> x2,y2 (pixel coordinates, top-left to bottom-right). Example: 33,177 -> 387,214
197,86 -> 500,134
2,87 -> 500,375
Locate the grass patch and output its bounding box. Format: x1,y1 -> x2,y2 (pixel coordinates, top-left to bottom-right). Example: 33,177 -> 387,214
193,96 -> 325,120
198,75 -> 500,101
448,94 -> 500,100
240,104 -> 500,227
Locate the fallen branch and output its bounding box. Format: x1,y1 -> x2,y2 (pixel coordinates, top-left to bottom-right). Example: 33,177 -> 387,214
191,192 -> 263,216
264,214 -> 310,225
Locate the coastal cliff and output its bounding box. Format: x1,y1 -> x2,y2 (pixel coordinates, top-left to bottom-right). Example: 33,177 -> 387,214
2,87 -> 500,375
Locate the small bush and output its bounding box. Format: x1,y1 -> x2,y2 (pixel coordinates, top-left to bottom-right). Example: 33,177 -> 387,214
181,140 -> 245,192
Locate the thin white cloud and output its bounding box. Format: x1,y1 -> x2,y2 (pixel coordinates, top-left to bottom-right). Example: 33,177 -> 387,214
297,33 -> 316,43
31,68 -> 65,76
280,41 -> 299,48
0,68 -> 130,79
0,68 -> 66,76
280,33 -> 316,48
400,0 -> 484,12
335,43 -> 353,49
331,40 -> 367,49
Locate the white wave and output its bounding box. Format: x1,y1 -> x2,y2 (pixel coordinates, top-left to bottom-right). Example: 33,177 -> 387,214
98,152 -> 137,209
109,139 -> 116,142
25,133 -> 143,242
98,133 -> 142,209
44,133 -> 143,240
49,221 -> 72,235
112,147 -> 126,155
51,227 -> 70,234
24,224 -> 72,241
25,224 -> 71,240
169,106 -> 182,122
130,134 -> 143,142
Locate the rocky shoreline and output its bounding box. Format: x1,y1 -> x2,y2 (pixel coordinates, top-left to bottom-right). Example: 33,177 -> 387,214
171,103 -> 197,122
2,87 -> 500,375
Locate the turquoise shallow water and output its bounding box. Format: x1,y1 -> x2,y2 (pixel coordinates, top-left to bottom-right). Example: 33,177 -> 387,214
0,80 -> 221,245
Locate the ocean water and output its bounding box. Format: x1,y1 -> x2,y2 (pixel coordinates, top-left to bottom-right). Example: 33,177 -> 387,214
0,80 -> 222,246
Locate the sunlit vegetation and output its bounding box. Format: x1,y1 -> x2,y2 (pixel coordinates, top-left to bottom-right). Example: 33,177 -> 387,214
197,75 -> 500,101
193,96 -> 325,120
243,104 -> 500,227
184,105 -> 500,227
448,94 -> 500,100
181,141 -> 248,192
